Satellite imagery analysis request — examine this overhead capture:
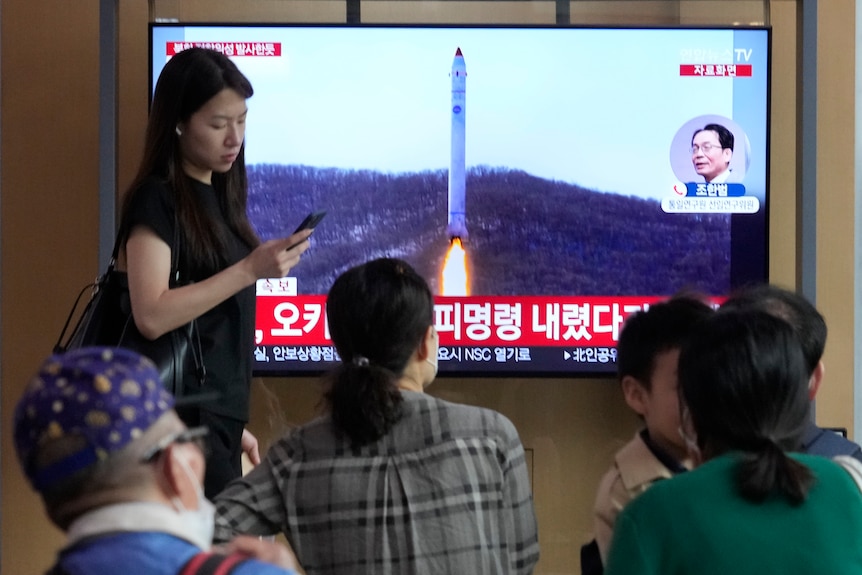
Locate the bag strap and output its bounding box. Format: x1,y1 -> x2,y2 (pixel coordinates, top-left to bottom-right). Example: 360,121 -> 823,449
835,455 -> 862,491
163,213 -> 207,391
179,552 -> 250,575
53,280 -> 101,354
119,214 -> 208,394
164,219 -> 207,393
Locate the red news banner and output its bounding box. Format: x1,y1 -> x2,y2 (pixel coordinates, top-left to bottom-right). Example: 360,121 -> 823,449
255,295 -> 672,348
166,41 -> 282,57
679,64 -> 752,77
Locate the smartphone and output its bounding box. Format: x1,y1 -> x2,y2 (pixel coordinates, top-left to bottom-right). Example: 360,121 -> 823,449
292,210 -> 327,234
286,210 -> 327,250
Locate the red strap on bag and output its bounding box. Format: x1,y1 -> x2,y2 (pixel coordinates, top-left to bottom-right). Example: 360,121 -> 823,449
179,552 -> 248,575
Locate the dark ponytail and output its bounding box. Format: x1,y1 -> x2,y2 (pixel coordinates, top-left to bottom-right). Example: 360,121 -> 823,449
679,310 -> 814,504
735,441 -> 813,504
325,362 -> 404,448
324,259 -> 434,448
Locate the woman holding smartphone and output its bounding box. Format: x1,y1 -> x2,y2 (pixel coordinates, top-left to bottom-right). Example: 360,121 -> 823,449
119,47 -> 312,498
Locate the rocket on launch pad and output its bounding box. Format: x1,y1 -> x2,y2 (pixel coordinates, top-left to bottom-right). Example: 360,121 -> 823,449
447,47 -> 468,241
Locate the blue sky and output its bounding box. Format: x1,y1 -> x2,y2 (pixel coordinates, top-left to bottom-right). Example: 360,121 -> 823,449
152,26 -> 768,201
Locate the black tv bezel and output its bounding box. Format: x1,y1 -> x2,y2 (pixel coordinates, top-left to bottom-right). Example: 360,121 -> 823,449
148,22 -> 772,379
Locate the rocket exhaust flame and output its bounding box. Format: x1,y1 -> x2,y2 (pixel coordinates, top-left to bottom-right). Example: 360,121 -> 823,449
441,238 -> 469,296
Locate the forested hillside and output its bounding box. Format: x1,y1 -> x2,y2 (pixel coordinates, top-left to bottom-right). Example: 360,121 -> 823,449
248,164 -> 730,296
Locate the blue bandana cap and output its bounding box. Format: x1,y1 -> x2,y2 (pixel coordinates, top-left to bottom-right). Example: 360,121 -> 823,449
14,347 -> 174,492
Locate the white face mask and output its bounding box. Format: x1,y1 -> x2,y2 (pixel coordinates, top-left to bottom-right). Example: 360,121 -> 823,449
171,451 -> 215,550
425,328 -> 439,379
426,356 -> 438,377
677,407 -> 703,466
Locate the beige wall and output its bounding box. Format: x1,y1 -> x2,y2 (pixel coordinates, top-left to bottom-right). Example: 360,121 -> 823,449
1,1 -> 853,574
813,0 -> 857,436
1,1 -> 102,571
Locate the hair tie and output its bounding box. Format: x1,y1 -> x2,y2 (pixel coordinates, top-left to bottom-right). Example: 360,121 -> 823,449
352,355 -> 370,367
750,435 -> 781,453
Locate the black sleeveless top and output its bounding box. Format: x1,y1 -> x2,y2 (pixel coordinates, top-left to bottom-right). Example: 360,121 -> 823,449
124,175 -> 255,420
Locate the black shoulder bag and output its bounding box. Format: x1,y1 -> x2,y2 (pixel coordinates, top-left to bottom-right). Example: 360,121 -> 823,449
53,222 -> 206,398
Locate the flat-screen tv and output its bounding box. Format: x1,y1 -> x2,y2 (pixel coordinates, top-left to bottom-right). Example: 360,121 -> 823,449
149,23 -> 770,377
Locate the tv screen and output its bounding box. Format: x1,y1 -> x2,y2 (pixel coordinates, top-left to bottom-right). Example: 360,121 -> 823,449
149,23 -> 770,377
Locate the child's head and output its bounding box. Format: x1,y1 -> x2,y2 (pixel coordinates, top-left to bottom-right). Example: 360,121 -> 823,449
617,295 -> 714,460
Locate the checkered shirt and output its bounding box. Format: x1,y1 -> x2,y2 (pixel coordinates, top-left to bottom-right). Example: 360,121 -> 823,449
214,391 -> 540,574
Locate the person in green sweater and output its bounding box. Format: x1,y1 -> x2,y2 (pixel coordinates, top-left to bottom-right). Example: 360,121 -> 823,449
605,309 -> 862,575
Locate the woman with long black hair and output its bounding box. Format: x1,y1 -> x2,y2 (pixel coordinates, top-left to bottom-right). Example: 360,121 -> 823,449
121,47 -> 312,498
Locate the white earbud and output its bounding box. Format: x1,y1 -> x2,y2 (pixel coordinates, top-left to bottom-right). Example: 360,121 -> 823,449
175,126 -> 183,136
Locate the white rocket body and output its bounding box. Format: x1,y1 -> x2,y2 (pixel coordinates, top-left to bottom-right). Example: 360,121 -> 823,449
447,47 -> 468,240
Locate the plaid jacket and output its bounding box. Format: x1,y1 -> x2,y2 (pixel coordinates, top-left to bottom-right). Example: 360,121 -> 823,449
214,391 -> 540,574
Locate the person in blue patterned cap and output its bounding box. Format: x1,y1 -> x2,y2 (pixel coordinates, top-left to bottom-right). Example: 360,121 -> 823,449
14,346 -> 299,575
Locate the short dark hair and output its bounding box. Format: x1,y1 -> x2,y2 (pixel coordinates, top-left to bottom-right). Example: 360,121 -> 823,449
720,283 -> 826,375
692,123 -> 734,151
324,258 -> 435,448
616,294 -> 714,388
679,309 -> 814,504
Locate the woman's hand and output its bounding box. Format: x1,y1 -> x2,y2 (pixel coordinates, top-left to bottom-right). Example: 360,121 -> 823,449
244,229 -> 313,280
216,535 -> 300,571
241,428 -> 261,466
125,225 -> 312,339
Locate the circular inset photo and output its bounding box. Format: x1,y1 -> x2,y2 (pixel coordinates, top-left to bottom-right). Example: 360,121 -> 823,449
670,115 -> 751,184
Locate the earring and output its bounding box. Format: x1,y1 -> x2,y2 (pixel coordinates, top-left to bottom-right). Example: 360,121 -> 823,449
175,126 -> 182,136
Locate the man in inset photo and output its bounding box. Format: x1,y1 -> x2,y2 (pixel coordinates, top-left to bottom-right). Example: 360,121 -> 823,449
690,123 -> 734,183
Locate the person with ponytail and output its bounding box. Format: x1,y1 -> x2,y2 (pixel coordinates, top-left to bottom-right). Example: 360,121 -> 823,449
605,309 -> 862,574
212,258 -> 540,575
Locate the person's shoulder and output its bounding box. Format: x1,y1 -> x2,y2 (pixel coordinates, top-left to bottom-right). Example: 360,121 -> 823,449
594,433 -> 667,507
613,458 -> 695,523
412,391 -> 500,417
400,393 -> 526,461
594,455 -> 626,510
415,392 -> 519,436
268,415 -> 334,459
129,174 -> 171,199
137,173 -> 169,189
620,452 -> 723,511
614,431 -> 649,464
803,424 -> 862,460
793,451 -> 859,477
597,434 -> 642,489
794,453 -> 862,503
125,174 -> 173,217
615,432 -> 676,489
